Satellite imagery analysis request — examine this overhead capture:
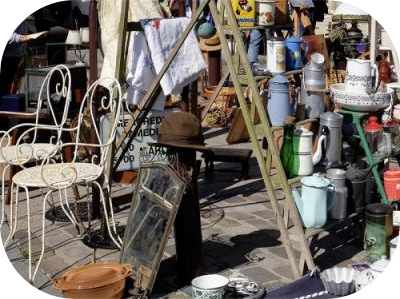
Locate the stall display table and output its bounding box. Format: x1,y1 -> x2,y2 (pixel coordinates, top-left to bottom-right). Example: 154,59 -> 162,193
337,110 -> 388,203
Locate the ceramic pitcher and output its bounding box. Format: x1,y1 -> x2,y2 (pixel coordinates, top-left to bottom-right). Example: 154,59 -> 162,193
345,58 -> 379,94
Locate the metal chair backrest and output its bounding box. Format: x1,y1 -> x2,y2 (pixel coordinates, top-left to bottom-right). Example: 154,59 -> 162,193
69,78 -> 123,169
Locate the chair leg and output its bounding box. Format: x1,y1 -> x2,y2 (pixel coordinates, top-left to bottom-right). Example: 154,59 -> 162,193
4,183 -> 18,248
0,164 -> 10,232
59,188 -> 81,234
93,181 -> 122,249
31,190 -> 52,285
21,186 -> 34,284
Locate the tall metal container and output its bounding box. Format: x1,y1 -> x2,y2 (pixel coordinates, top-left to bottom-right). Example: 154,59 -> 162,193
267,37 -> 286,74
301,53 -> 326,119
318,111 -> 343,168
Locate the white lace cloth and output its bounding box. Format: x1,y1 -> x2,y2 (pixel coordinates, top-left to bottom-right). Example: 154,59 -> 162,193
140,17 -> 207,95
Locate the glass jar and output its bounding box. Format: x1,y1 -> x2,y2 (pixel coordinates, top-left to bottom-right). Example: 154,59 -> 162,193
365,203 -> 393,263
364,116 -> 383,156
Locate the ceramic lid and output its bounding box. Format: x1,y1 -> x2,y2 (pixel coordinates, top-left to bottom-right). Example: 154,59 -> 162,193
52,262 -> 133,291
270,75 -> 289,84
286,36 -> 303,43
301,176 -> 330,188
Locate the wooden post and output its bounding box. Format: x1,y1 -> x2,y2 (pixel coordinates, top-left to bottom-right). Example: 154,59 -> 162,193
89,0 -> 98,84
173,149 -> 204,286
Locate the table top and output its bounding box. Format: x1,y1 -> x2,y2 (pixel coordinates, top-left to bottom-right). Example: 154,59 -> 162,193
0,111 -> 50,120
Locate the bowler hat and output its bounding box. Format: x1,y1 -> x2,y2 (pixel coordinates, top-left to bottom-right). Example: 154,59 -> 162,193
149,111 -> 210,152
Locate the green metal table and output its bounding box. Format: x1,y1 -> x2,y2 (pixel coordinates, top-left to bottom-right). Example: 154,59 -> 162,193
338,110 -> 388,203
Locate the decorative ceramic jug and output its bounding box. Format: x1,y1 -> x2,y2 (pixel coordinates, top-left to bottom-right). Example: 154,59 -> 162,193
287,126 -> 326,177
285,36 -> 305,70
266,75 -> 297,126
292,176 -> 332,228
301,53 -> 326,118
345,58 -> 379,94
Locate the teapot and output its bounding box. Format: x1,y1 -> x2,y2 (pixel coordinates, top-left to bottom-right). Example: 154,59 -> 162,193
287,126 -> 326,177
292,176 -> 332,228
354,256 -> 389,292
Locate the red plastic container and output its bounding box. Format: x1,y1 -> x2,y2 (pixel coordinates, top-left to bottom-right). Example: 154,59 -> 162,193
384,168 -> 400,200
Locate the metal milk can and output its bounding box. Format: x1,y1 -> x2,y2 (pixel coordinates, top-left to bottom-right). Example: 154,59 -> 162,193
301,53 -> 326,119
318,111 -> 344,168
285,36 -> 305,70
267,37 -> 286,74
326,168 -> 348,220
266,75 -> 296,126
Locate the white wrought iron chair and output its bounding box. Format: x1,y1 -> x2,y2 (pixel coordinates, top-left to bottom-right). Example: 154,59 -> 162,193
0,64 -> 72,234
5,78 -> 123,284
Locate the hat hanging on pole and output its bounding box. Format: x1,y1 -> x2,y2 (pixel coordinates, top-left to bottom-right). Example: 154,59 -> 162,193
199,32 -> 222,52
148,111 -> 210,153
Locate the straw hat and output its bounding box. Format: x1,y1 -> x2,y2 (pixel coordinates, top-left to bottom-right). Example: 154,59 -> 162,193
199,32 -> 222,52
148,111 -> 210,153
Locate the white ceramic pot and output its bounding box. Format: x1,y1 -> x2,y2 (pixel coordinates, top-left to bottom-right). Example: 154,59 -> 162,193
345,59 -> 379,94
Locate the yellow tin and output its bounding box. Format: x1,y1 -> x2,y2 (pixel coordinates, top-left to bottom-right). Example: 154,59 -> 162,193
231,0 -> 255,27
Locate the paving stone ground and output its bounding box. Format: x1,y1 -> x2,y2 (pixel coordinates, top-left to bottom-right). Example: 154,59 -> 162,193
1,124 -> 367,298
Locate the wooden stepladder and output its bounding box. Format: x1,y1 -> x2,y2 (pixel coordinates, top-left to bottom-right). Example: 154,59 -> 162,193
111,0 -> 316,279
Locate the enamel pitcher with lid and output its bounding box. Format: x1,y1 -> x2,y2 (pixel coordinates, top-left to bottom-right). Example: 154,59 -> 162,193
287,126 -> 326,177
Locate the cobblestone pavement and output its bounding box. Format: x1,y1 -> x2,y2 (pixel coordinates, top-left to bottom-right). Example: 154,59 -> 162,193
0,125 -> 367,298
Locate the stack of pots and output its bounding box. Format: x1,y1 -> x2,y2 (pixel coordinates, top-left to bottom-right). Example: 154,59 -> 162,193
301,53 -> 326,119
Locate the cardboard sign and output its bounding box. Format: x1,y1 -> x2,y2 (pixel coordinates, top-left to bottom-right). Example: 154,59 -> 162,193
231,0 -> 255,27
101,109 -> 178,171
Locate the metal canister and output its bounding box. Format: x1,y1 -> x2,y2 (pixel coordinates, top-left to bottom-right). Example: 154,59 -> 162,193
318,112 -> 343,168
326,168 -> 348,220
301,53 -> 326,119
267,37 -> 286,74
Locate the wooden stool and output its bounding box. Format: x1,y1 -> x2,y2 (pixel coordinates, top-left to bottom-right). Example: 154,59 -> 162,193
203,147 -> 253,179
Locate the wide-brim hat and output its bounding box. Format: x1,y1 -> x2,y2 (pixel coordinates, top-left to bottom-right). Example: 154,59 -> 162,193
199,32 -> 222,52
148,111 -> 211,153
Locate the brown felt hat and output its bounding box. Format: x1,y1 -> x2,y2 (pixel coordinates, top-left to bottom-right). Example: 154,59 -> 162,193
149,111 -> 210,152
199,32 -> 222,52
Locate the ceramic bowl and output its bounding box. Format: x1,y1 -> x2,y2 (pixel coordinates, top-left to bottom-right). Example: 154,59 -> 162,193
191,274 -> 229,299
320,267 -> 357,296
331,83 -> 393,112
